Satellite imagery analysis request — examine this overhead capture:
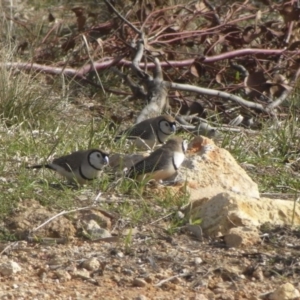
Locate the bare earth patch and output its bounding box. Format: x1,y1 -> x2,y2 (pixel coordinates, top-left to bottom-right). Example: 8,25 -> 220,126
1,199 -> 300,299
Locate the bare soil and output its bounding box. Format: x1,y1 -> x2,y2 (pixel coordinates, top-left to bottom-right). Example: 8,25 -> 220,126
1,203 -> 300,300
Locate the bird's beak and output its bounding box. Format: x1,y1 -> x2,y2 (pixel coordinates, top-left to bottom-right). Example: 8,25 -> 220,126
103,155 -> 109,165
171,124 -> 176,132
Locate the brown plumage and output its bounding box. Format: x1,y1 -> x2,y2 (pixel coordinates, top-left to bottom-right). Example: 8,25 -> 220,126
126,137 -> 187,181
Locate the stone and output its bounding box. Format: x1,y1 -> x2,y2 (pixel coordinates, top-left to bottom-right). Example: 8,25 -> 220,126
194,295 -> 209,300
252,267 -> 264,281
81,257 -> 100,271
135,295 -> 148,300
73,269 -> 90,279
78,209 -> 111,230
183,192 -> 300,235
178,136 -> 260,201
194,257 -> 203,265
84,220 -> 112,240
53,270 -> 71,282
132,278 -> 147,287
269,282 -> 300,300
0,260 -> 22,276
224,226 -> 260,248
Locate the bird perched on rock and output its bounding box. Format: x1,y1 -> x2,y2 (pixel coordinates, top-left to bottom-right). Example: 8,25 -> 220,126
26,149 -> 109,185
126,136 -> 187,182
115,115 -> 176,149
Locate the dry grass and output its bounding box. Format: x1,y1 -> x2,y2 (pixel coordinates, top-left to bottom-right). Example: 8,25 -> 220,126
1,0 -> 300,241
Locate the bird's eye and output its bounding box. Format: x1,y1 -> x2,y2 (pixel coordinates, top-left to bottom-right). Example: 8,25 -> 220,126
97,153 -> 101,158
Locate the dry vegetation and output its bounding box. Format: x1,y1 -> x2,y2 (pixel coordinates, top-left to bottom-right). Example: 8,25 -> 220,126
1,0 -> 300,299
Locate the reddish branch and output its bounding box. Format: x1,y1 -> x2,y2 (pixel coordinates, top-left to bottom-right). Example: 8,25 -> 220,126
3,48 -> 299,79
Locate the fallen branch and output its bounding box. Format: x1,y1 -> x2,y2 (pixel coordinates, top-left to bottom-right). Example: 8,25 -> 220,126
3,49 -> 299,78
170,82 -> 266,112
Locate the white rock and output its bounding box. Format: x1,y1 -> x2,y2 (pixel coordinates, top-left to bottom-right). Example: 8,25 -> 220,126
86,220 -> 112,239
133,278 -> 147,287
194,257 -> 203,265
184,192 -> 300,235
135,295 -> 148,300
179,136 -> 260,200
73,269 -> 90,279
81,257 -> 100,271
252,267 -> 264,281
53,270 -> 71,282
194,295 -> 209,300
224,226 -> 260,248
0,261 -> 22,276
270,282 -> 300,300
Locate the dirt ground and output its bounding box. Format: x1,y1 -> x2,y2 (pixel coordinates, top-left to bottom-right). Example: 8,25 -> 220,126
1,215 -> 300,300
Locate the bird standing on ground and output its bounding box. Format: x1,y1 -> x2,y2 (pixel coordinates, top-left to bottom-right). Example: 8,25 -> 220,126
26,149 -> 109,185
126,136 -> 188,182
115,115 -> 176,149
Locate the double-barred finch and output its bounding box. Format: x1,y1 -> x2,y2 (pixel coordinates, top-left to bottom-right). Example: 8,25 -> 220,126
26,149 -> 109,185
116,115 -> 176,149
126,137 -> 188,182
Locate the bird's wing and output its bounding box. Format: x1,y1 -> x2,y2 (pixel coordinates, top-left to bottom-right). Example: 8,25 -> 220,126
127,148 -> 170,177
52,151 -> 85,172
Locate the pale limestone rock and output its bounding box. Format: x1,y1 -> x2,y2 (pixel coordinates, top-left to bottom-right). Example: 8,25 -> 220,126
224,226 -> 260,248
81,257 -> 100,271
78,209 -> 111,230
0,260 -> 22,276
194,295 -> 209,300
85,220 -> 111,240
269,282 -> 300,300
73,269 -> 90,279
252,267 -> 264,281
183,192 -> 300,235
135,295 -> 148,300
53,270 -> 71,282
179,136 -> 259,200
132,278 -> 147,287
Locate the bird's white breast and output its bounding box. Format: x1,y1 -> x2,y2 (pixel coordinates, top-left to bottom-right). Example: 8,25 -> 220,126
50,164 -> 78,182
173,151 -> 185,169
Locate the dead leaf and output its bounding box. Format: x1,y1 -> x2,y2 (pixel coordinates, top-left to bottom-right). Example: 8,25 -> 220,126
244,71 -> 268,99
17,41 -> 28,53
267,74 -> 292,99
71,7 -> 86,31
190,64 -> 200,77
61,38 -> 76,52
216,73 -> 225,87
279,4 -> 300,23
48,12 -> 55,22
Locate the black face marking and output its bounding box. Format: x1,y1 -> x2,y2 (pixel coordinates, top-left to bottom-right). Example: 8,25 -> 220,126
181,140 -> 188,153
172,156 -> 178,170
156,129 -> 164,143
